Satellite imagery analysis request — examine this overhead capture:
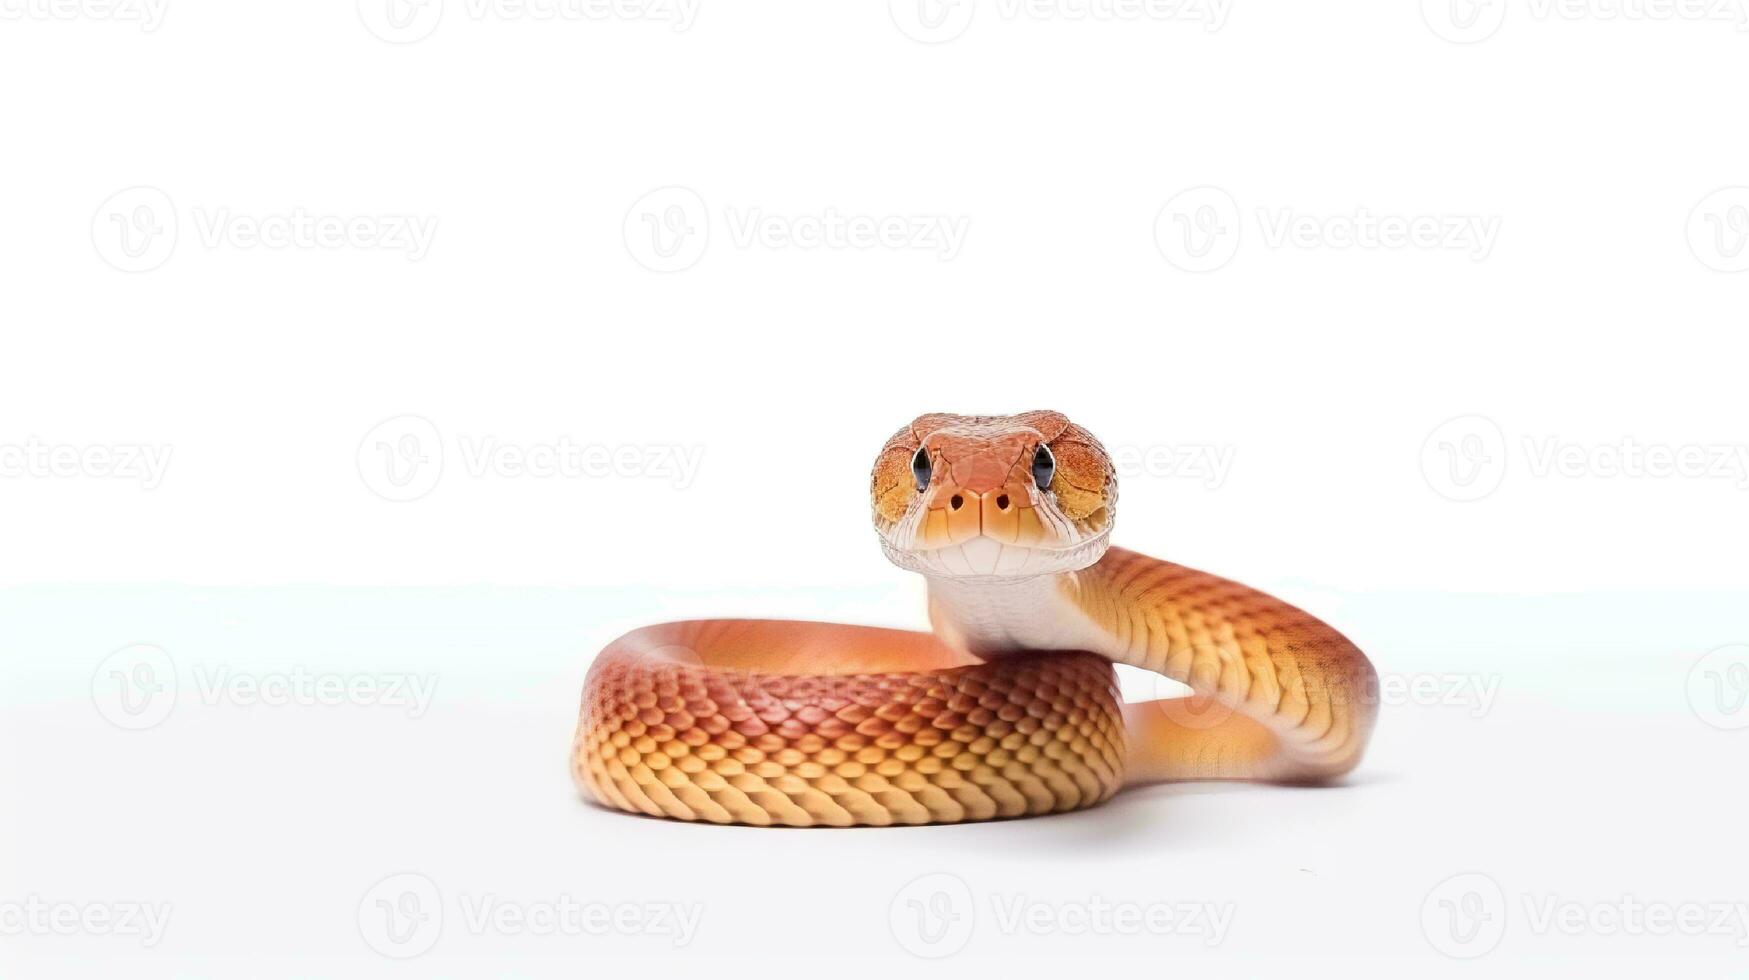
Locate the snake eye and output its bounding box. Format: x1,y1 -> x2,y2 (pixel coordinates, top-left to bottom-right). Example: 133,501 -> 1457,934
911,447 -> 932,492
1032,444 -> 1055,491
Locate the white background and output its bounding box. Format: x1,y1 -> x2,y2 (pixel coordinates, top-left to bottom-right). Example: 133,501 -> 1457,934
3,1 -> 1748,977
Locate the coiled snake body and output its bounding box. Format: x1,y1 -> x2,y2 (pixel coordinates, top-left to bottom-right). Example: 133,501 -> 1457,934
573,412 -> 1377,826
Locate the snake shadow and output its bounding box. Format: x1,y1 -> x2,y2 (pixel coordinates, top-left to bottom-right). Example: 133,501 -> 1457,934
928,770 -> 1403,854
574,772 -> 1400,851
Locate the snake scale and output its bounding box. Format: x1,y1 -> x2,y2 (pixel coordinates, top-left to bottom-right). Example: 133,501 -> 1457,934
573,411 -> 1377,826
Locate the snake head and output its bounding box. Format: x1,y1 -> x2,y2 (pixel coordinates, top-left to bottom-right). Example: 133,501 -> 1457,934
870,410 -> 1116,578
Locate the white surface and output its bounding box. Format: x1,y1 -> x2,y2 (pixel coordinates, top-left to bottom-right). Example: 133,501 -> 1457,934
2,586 -> 1746,977
4,1 -> 1749,975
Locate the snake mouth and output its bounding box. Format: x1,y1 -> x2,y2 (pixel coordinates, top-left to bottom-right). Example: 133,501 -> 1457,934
881,527 -> 1111,579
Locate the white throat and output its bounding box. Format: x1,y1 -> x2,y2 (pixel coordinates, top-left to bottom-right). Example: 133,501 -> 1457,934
923,570 -> 1107,659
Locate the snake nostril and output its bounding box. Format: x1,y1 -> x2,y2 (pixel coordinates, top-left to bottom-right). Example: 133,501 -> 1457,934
950,495 -> 964,511
995,494 -> 1010,511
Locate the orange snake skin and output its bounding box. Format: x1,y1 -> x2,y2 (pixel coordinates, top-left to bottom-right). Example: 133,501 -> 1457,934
573,412 -> 1377,826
